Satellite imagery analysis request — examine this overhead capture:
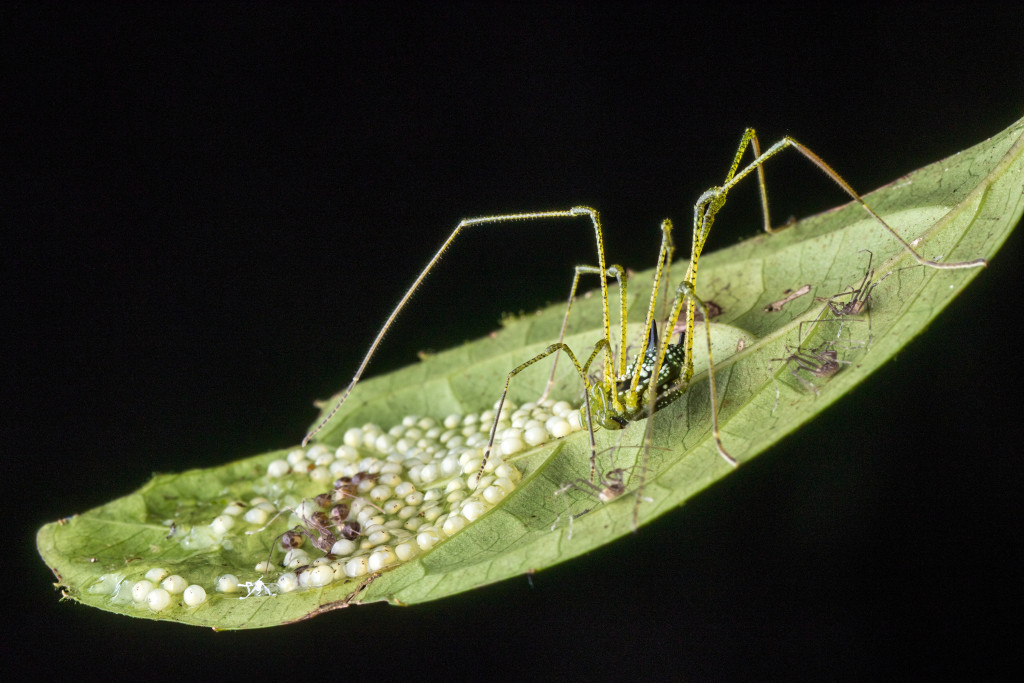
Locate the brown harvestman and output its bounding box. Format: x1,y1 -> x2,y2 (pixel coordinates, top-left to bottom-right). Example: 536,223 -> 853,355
808,248 -> 921,345
772,340 -> 850,400
770,246 -> 925,412
552,465 -> 628,541
549,440 -> 667,539
302,128 -> 986,531
246,472 -> 381,578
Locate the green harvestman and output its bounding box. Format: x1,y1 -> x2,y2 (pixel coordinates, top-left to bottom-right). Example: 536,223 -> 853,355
303,129 -> 986,531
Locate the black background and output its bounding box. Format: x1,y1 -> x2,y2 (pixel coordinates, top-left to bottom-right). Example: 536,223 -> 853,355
7,3 -> 1023,679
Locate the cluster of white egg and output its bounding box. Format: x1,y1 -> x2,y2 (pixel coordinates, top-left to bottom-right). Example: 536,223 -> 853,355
127,398 -> 583,611
131,567 -> 207,612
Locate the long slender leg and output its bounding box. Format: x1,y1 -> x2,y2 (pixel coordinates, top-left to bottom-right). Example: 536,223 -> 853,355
303,206 -> 616,445
718,132 -> 988,269
539,263 -> 627,404
481,339 -> 610,482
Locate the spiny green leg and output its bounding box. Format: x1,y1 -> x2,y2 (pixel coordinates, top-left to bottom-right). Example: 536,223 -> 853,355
539,263 -> 628,405
721,128 -> 776,233
481,339 -> 611,483
670,176 -> 729,393
671,142 -> 751,467
718,131 -> 988,270
632,282 -> 737,528
303,206 -> 615,446
666,282 -> 737,466
624,219 -> 675,406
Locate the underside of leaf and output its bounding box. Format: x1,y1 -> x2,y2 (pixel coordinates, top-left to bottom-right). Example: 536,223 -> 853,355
38,116 -> 1024,629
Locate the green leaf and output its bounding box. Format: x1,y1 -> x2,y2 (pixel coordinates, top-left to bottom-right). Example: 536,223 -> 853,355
38,117 -> 1024,629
